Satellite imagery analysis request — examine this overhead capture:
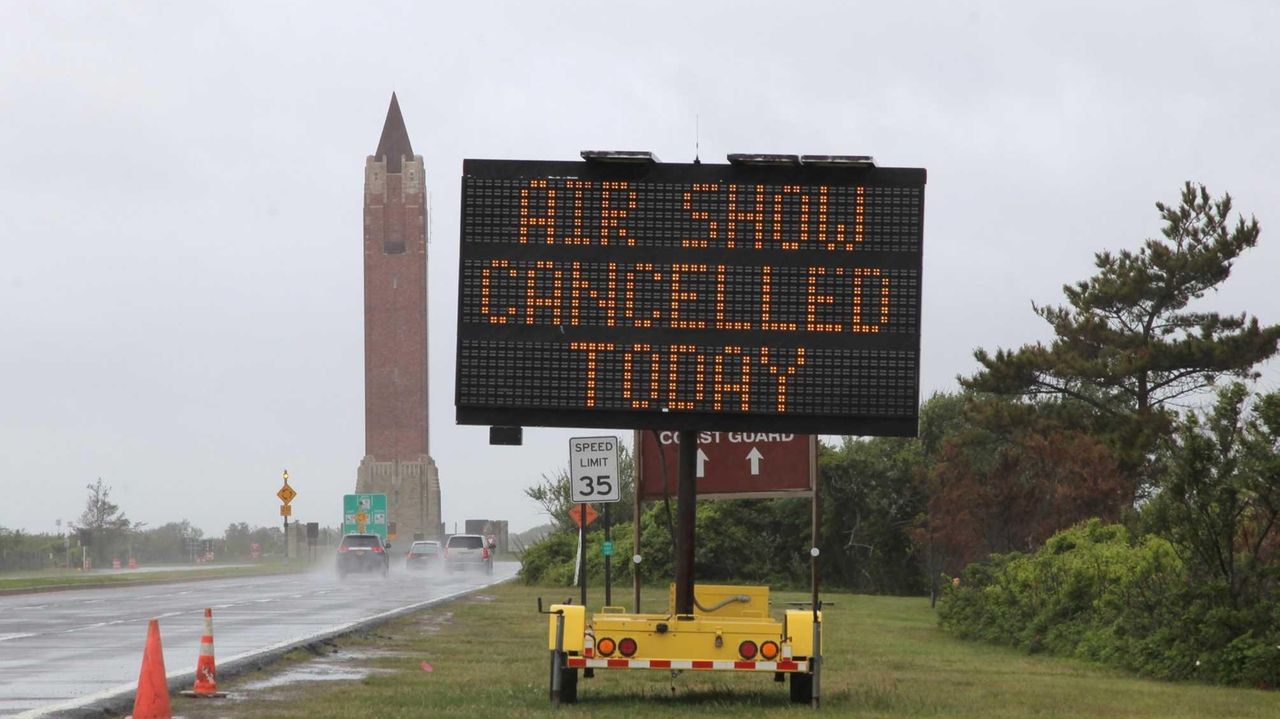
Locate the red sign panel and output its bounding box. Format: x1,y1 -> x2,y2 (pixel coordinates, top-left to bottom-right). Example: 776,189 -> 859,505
637,431 -> 814,499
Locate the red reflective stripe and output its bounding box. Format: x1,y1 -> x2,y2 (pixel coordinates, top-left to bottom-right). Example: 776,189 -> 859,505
200,636 -> 213,644
584,649 -> 593,658
562,657 -> 803,671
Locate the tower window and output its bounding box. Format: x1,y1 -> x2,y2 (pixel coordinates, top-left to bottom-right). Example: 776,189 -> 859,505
384,239 -> 405,254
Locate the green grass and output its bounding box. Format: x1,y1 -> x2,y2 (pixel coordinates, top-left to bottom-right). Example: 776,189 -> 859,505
0,561 -> 304,592
172,583 -> 1280,719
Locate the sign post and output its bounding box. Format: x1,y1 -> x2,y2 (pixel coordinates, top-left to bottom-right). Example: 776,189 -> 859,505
568,503 -> 598,606
277,470 -> 296,559
674,430 -> 698,614
570,436 -> 620,607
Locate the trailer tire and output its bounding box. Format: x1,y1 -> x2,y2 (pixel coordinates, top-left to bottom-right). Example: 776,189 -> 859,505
789,671 -> 813,704
559,664 -> 579,704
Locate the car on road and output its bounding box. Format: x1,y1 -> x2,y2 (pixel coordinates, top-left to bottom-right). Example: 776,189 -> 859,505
404,540 -> 441,570
444,533 -> 493,574
336,533 -> 390,578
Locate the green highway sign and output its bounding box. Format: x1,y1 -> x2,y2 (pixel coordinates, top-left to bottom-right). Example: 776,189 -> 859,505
601,541 -> 614,557
342,493 -> 388,541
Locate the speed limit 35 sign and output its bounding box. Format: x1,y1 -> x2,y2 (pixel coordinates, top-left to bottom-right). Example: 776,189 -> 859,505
569,436 -> 621,503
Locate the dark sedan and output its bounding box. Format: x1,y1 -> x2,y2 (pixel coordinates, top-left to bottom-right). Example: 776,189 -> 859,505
336,533 -> 389,578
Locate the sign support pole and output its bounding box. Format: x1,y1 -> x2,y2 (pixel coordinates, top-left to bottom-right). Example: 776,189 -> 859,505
283,517 -> 288,560
810,435 -> 821,708
578,507 -> 587,608
810,436 -> 819,612
603,503 -> 612,607
633,431 -> 642,613
674,429 -> 697,615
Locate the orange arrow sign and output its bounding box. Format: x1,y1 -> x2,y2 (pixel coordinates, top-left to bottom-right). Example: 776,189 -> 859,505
277,483 -> 297,504
569,503 -> 598,528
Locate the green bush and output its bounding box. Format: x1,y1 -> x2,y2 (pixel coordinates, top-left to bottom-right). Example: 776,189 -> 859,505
517,498 -> 817,590
939,519 -> 1280,687
517,528 -> 579,586
518,522 -> 638,588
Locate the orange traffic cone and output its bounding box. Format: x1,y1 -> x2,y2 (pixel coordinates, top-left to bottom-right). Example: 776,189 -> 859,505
128,619 -> 172,719
181,607 -> 227,698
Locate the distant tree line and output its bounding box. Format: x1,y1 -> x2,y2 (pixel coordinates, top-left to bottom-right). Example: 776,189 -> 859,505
2,478 -> 340,571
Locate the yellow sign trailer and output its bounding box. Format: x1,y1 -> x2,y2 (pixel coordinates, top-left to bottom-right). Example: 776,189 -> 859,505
545,584 -> 822,705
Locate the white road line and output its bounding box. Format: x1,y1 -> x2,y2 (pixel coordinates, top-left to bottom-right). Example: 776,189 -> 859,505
0,633 -> 37,642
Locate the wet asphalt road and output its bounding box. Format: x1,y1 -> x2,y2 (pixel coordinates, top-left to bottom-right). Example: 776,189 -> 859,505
0,560 -> 518,717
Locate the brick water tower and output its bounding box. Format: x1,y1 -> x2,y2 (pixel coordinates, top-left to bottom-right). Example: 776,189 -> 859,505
355,94 -> 441,541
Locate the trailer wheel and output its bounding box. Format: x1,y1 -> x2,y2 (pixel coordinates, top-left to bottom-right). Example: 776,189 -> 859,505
559,664 -> 579,704
789,671 -> 813,704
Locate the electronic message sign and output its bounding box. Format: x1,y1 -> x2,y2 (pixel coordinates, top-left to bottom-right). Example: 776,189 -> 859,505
456,158 -> 926,435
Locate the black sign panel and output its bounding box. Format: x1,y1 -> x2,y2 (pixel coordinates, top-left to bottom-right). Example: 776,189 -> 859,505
456,159 -> 925,435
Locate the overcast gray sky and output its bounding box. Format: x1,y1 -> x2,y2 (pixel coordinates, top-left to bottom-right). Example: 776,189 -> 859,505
2,1 -> 1277,538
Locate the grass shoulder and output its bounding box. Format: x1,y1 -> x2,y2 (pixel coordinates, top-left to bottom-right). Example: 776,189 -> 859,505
0,561 -> 306,593
170,583 -> 1280,719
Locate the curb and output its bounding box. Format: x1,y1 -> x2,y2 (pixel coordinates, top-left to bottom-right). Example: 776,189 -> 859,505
17,574 -> 517,718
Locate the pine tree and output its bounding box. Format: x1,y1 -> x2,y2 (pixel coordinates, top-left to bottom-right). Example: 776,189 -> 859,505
962,183 -> 1280,494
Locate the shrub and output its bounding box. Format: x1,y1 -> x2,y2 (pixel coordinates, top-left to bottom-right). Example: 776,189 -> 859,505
518,522 -> 637,588
940,519 -> 1280,686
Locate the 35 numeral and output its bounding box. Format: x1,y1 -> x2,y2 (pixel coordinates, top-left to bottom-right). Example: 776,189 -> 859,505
577,475 -> 613,497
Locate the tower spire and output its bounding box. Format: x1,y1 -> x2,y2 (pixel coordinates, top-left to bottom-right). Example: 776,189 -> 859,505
375,92 -> 414,173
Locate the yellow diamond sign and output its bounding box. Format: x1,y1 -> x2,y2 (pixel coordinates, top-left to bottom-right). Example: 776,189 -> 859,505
277,483 -> 297,504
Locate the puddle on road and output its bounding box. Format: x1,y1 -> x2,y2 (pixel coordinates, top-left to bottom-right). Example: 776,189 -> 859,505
175,606 -> 465,714
409,610 -> 453,634
232,649 -> 404,693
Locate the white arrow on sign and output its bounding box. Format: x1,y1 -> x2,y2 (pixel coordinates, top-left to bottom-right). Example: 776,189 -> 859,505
696,449 -> 708,478
746,446 -> 763,475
